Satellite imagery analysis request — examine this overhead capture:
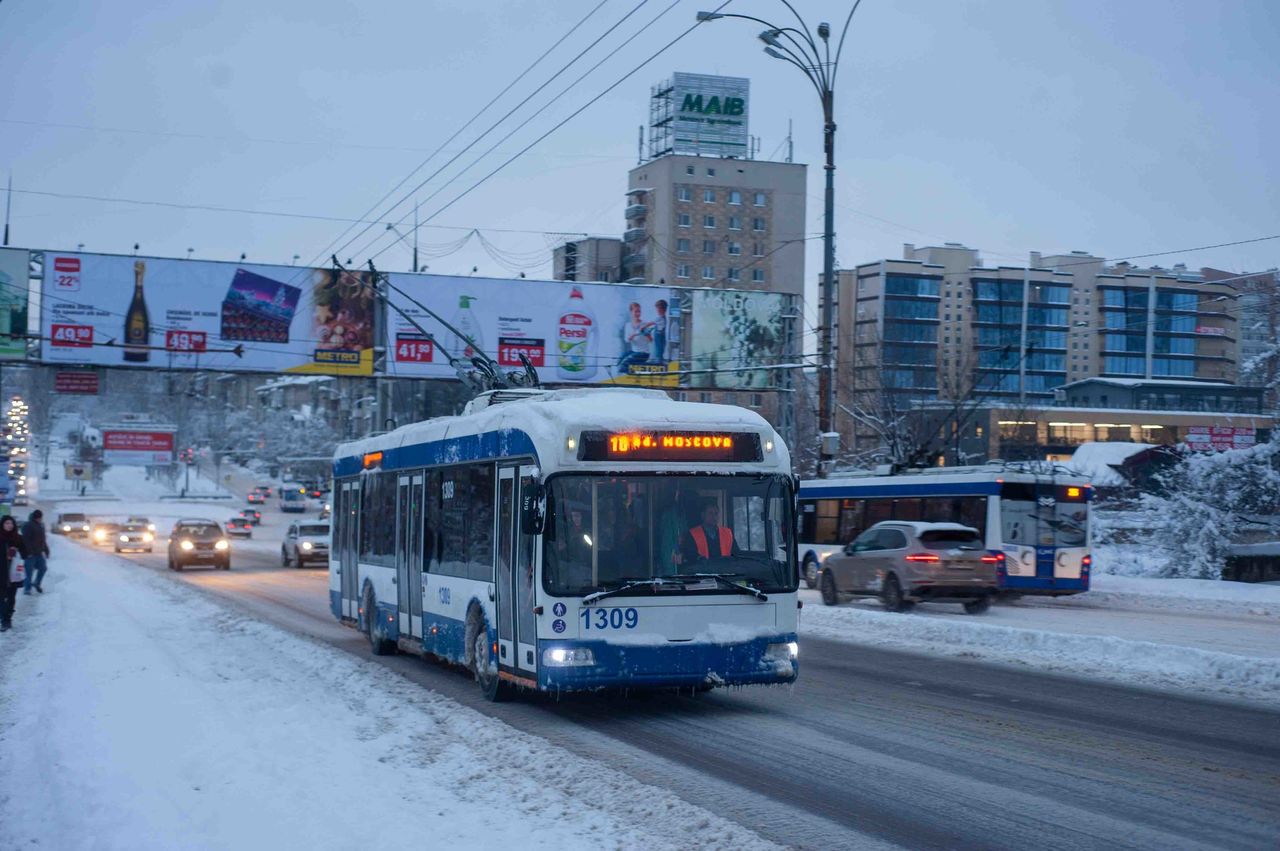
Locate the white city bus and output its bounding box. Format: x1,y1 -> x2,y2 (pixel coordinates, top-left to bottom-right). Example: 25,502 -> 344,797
329,387 -> 799,699
797,465 -> 1092,596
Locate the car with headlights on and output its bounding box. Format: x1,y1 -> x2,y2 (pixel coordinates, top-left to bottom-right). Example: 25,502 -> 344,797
818,522 -> 999,614
167,519 -> 231,571
225,517 -> 254,538
281,521 -> 329,568
54,512 -> 91,537
115,523 -> 155,553
126,516 -> 157,533
91,520 -> 122,547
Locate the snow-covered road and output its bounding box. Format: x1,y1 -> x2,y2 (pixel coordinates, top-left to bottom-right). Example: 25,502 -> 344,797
0,539 -> 780,851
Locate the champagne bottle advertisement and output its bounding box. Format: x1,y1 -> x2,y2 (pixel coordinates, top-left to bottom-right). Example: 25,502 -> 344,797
38,251 -> 375,375
0,248 -> 32,361
384,273 -> 682,386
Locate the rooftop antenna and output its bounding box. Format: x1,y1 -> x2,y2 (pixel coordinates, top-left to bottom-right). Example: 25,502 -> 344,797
637,125 -> 644,165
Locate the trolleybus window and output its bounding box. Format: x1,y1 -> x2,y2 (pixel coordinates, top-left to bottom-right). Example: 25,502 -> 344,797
543,474 -> 795,595
999,482 -> 1088,548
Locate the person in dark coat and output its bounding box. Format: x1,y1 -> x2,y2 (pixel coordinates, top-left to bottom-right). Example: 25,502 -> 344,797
1,515 -> 31,631
21,509 -> 50,595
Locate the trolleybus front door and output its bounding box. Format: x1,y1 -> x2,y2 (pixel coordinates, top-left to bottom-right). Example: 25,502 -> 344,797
497,466 -> 539,677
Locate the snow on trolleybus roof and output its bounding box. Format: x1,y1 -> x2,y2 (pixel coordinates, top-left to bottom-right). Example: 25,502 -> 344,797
334,388 -> 790,475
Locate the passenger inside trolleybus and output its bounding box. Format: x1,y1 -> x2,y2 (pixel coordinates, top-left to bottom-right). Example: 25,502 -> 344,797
542,474 -> 795,596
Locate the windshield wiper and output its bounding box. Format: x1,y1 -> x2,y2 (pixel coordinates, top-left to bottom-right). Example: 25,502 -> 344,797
670,573 -> 768,602
582,578 -> 684,606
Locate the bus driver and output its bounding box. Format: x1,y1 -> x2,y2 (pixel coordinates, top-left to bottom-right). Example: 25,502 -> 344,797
684,500 -> 738,563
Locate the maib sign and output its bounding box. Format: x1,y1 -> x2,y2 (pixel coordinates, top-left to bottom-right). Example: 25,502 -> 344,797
668,72 -> 749,158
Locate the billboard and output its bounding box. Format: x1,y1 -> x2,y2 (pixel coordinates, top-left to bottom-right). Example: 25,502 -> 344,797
688,290 -> 787,389
39,252 -> 375,374
54,370 -> 100,395
101,427 -> 175,466
650,73 -> 749,159
385,274 -> 680,386
1185,426 -> 1256,452
0,248 -> 31,360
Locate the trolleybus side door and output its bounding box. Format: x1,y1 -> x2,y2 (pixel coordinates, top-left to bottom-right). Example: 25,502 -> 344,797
496,468 -> 517,668
515,465 -> 538,675
496,465 -> 539,676
395,474 -> 425,638
339,481 -> 360,619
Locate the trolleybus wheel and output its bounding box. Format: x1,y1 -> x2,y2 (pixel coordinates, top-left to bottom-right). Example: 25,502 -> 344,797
468,614 -> 511,702
364,587 -> 395,656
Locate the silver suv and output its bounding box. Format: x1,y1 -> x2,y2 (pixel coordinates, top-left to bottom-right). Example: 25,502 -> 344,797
281,521 -> 330,568
818,522 -> 997,614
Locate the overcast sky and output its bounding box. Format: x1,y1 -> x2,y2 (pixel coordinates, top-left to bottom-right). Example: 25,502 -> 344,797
2,0 -> 1277,323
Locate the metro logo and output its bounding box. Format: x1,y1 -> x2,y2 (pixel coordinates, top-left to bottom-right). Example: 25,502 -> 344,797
53,257 -> 81,273
680,94 -> 745,116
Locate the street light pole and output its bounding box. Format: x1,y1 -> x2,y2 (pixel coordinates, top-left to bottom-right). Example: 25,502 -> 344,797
698,2 -> 862,477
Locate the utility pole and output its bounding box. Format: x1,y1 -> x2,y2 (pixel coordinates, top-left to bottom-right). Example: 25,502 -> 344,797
697,4 -> 863,477
3,173 -> 12,247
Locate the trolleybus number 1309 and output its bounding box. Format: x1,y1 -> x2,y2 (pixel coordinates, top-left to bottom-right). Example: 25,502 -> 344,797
580,607 -> 639,630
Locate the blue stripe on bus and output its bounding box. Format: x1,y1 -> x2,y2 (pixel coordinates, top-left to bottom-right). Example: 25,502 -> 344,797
800,482 -> 1003,499
538,634 -> 799,691
1001,575 -> 1089,592
330,589 -> 342,620
333,428 -> 539,477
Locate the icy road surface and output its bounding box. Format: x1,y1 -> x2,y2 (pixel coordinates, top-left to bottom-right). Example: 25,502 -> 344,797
0,538 -> 789,851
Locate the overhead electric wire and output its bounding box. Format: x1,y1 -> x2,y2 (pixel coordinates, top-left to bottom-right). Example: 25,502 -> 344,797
350,0 -> 676,265
365,0 -> 735,265
320,0 -> 653,274
294,0 -> 615,278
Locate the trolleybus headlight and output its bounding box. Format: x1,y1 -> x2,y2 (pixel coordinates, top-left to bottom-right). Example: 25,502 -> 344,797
214,539 -> 229,551
301,541 -> 313,550
764,641 -> 799,661
180,540 -> 195,551
542,647 -> 595,667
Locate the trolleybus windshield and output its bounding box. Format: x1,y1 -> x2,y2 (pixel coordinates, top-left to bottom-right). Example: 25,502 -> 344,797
543,473 -> 796,596
999,482 -> 1089,548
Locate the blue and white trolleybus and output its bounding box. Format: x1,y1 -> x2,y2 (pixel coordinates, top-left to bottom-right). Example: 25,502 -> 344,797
330,387 -> 799,699
797,465 -> 1091,596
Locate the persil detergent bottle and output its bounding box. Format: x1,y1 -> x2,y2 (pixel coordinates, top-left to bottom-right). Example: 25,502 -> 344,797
556,286 -> 597,380
452,295 -> 483,359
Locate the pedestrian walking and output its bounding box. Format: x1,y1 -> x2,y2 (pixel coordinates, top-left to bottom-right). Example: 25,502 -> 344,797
1,515 -> 30,632
21,509 -> 50,595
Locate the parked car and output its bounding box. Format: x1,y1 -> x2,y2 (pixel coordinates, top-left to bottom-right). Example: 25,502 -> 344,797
818,522 -> 998,614
247,491 -> 265,505
115,523 -> 155,553
281,521 -> 330,568
54,512 -> 91,537
225,517 -> 254,538
126,516 -> 157,532
238,508 -> 262,526
167,519 -> 230,571
91,520 -> 122,547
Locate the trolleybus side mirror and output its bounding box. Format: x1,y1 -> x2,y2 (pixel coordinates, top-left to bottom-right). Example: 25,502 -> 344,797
521,484 -> 545,535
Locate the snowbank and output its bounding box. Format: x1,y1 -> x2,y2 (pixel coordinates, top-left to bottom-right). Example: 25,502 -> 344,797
1078,572 -> 1280,618
0,540 -> 775,851
1066,442 -> 1153,486
800,601 -> 1280,707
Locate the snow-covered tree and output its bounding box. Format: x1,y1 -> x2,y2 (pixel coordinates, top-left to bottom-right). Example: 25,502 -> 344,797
1139,434 -> 1280,578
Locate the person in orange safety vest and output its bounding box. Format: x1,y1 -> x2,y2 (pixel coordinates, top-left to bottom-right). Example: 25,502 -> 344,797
684,501 -> 737,562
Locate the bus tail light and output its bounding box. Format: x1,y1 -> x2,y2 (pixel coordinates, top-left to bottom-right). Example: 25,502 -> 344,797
904,553 -> 940,563
1081,555 -> 1092,574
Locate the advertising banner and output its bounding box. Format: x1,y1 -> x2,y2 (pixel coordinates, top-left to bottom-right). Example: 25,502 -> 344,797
688,290 -> 787,389
39,252 -> 375,374
64,462 -> 95,481
101,428 -> 175,466
0,248 -> 31,360
54,370 -> 100,395
385,274 -> 680,386
1185,426 -> 1256,452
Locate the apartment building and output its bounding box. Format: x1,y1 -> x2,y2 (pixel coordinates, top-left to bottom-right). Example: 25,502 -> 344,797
551,237 -> 623,283
621,153 -> 807,295
838,243 -> 1243,459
